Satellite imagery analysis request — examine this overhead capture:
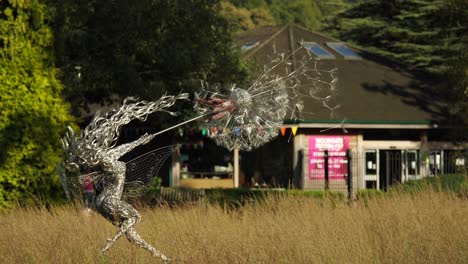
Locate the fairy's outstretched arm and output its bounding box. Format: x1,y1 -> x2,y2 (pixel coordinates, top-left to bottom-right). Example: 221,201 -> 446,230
107,133 -> 156,160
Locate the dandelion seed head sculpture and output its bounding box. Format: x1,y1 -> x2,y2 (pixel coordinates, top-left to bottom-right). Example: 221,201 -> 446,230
195,45 -> 339,151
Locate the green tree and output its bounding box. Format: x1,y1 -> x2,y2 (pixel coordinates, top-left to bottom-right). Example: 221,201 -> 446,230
325,0 -> 467,141
0,0 -> 75,208
268,0 -> 322,31
221,1 -> 256,32
316,0 -> 351,31
230,0 -> 268,9
220,1 -> 274,33
439,0 -> 468,142
326,0 -> 450,73
226,0 -> 327,31
51,0 -> 248,122
250,7 -> 275,27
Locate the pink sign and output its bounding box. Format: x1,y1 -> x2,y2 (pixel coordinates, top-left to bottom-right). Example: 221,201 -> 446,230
308,136 -> 349,179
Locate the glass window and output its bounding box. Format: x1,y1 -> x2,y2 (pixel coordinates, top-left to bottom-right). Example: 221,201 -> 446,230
429,151 -> 442,175
302,42 -> 335,59
406,151 -> 419,176
443,150 -> 467,174
365,150 -> 377,175
326,42 -> 361,59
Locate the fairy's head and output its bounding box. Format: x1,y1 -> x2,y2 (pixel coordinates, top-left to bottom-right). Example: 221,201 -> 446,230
57,126 -> 85,200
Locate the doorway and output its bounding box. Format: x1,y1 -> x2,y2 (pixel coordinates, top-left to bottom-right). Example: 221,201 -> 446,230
379,150 -> 402,190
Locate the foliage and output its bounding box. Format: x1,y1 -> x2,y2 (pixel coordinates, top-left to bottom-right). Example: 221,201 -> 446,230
285,189 -> 345,199
316,0 -> 351,31
438,0 -> 468,142
267,0 -> 322,31
356,189 -> 384,200
324,0 -> 468,140
391,174 -> 468,195
0,0 -> 75,208
225,0 -> 338,32
325,0 -> 465,74
331,0 -> 442,71
50,0 -> 249,123
2,191 -> 468,263
145,187 -> 344,208
220,1 -> 274,33
220,1 -> 255,32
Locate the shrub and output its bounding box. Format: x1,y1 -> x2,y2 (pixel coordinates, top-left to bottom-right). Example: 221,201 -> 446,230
143,187 -> 345,208
391,174 -> 468,195
0,1 -> 74,208
356,189 -> 384,200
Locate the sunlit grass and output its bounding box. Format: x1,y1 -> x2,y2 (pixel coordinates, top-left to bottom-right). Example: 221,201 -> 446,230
1,190 -> 467,263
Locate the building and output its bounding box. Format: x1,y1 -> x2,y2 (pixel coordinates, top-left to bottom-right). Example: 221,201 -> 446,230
172,25 -> 466,192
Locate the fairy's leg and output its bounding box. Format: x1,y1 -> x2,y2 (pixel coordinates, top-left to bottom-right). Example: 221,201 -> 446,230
101,229 -> 124,252
119,203 -> 170,260
101,201 -> 139,252
125,226 -> 170,261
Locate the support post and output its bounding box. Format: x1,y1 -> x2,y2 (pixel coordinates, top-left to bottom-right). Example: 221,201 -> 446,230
233,146 -> 239,188
324,150 -> 329,190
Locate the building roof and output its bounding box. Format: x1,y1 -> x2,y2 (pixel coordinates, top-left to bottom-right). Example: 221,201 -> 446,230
236,25 -> 443,129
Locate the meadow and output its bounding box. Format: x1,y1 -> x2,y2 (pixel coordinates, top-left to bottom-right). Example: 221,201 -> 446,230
1,189 -> 467,264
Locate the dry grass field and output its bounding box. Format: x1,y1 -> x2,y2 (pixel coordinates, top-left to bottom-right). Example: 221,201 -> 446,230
1,190 -> 467,264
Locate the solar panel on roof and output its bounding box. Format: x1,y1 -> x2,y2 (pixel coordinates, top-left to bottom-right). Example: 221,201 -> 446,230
326,42 -> 361,59
302,42 -> 335,59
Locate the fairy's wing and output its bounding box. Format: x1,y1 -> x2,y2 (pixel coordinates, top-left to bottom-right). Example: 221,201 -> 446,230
123,145 -> 175,198
56,163 -> 76,201
56,162 -> 104,202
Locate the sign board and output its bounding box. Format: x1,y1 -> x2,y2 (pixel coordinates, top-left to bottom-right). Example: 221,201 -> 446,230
308,136 -> 349,179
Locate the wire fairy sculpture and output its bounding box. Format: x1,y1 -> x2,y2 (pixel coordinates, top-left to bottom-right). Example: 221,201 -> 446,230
57,94 -> 188,261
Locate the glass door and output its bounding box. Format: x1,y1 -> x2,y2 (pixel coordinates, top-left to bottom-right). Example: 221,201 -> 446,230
379,150 -> 402,190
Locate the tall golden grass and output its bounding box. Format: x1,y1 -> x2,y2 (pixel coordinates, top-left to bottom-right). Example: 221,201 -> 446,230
1,190 -> 467,264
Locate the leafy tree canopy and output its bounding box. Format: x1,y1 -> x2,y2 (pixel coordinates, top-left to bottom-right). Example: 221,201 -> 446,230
51,0 -> 249,123
267,0 -> 322,31
225,0 -> 339,32
0,0 -> 75,208
220,1 -> 274,33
